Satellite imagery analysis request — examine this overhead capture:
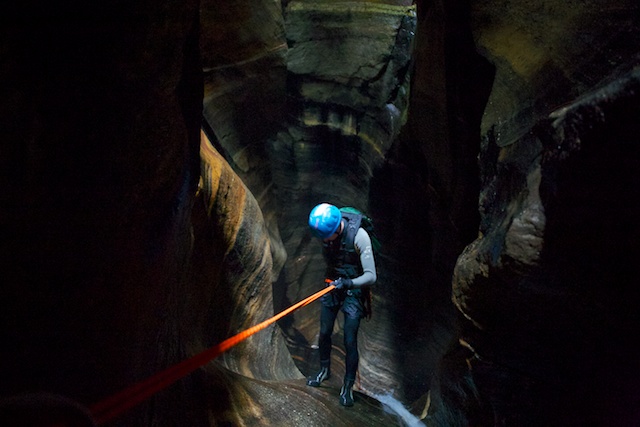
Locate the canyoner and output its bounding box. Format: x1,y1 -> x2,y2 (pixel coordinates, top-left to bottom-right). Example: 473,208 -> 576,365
306,203 -> 379,407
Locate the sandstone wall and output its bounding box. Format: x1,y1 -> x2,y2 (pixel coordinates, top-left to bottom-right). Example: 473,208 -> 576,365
427,1 -> 640,425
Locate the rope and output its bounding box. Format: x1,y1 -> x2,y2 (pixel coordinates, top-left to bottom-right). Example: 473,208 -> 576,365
89,284 -> 335,425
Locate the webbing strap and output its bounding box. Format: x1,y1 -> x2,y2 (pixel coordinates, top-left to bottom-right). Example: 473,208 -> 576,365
89,285 -> 335,425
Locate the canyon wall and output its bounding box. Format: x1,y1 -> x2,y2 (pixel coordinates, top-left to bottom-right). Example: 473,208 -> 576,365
1,0 -> 639,426
427,0 -> 640,425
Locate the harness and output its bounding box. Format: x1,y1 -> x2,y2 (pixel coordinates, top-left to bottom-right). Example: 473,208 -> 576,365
322,211 -> 363,280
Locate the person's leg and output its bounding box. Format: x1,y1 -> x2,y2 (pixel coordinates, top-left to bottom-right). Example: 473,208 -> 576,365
340,314 -> 361,406
319,304 -> 339,366
343,314 -> 361,380
307,304 -> 339,386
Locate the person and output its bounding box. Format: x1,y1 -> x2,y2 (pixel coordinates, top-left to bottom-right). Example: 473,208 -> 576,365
306,203 -> 377,407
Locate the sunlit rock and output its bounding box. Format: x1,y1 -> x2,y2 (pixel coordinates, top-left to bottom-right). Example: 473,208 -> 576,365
194,131 -> 301,381
200,0 -> 289,277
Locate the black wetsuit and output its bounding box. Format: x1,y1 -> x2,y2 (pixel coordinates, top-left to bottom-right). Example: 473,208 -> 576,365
318,211 -> 377,381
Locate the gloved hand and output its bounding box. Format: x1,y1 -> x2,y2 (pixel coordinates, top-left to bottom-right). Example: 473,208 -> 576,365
331,278 -> 353,290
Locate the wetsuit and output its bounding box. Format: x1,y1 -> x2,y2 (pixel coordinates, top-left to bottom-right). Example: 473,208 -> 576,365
318,213 -> 377,382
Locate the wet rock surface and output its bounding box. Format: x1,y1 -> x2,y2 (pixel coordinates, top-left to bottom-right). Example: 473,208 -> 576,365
200,363 -> 404,426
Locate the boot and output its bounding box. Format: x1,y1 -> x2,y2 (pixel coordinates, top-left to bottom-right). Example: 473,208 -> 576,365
339,378 -> 355,407
306,366 -> 330,387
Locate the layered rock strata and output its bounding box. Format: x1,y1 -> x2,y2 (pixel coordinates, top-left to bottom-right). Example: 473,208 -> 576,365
273,0 -> 420,400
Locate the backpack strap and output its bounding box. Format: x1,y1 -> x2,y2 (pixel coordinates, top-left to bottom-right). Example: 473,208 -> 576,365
340,211 -> 362,253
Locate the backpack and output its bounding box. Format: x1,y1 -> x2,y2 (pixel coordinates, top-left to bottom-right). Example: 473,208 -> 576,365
339,207 -> 379,319
339,207 -> 381,253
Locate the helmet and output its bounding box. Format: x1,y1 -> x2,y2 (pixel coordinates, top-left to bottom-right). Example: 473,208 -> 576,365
308,203 -> 342,239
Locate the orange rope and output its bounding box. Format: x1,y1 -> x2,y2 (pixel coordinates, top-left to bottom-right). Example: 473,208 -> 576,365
89,284 -> 335,425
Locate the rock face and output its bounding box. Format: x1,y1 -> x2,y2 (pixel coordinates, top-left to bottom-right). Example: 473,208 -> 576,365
200,0 -> 289,254
2,0 -> 640,426
202,0 -> 434,407
428,1 -> 640,426
273,0 -> 422,399
439,71 -> 640,427
194,131 -> 301,381
1,1 -> 205,424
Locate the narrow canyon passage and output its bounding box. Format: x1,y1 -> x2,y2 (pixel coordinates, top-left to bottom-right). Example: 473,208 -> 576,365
2,0 -> 639,426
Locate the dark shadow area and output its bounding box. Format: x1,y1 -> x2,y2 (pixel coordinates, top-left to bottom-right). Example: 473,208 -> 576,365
367,0 -> 495,405
538,72 -> 640,426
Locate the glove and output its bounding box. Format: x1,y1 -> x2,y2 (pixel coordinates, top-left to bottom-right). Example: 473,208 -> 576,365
331,278 -> 353,290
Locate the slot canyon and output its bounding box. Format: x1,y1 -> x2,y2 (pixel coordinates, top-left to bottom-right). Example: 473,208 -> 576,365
1,0 -> 639,426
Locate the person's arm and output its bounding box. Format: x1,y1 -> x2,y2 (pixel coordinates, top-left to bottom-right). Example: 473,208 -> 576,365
350,228 -> 377,287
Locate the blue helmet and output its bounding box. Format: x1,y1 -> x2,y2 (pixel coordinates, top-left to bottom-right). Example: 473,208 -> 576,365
308,203 -> 342,239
